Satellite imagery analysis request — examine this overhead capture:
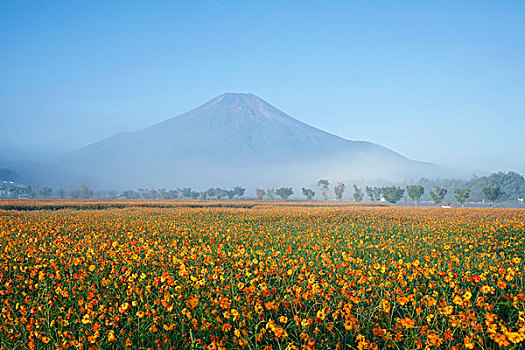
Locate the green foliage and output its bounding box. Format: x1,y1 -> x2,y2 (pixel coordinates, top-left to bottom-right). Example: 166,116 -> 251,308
275,187 -> 293,200
233,186 -> 245,197
334,182 -> 346,200
70,184 -> 94,199
430,187 -> 447,205
381,186 -> 405,204
266,189 -> 275,200
453,188 -> 470,204
406,185 -> 424,205
302,187 -> 315,200
482,186 -> 505,204
416,171 -> 524,202
352,185 -> 364,202
317,179 -> 330,200
205,188 -> 227,199
39,186 -> 53,198
365,186 -> 382,202
179,188 -> 193,198
122,190 -> 138,199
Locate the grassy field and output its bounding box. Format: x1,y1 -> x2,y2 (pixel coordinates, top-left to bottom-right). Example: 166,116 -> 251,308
0,200 -> 524,349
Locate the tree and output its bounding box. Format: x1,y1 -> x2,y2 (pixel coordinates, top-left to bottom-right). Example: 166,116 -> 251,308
266,189 -> 275,200
255,188 -> 265,200
365,186 -> 382,202
334,182 -> 346,200
24,185 -> 37,198
205,188 -> 217,199
206,188 -> 226,200
233,186 -> 245,198
276,187 -> 293,200
190,191 -> 200,199
78,184 -> 94,199
406,185 -> 424,205
430,187 -> 447,205
226,190 -> 236,200
122,190 -> 137,199
11,186 -> 23,197
381,186 -> 405,204
352,185 -> 364,202
179,188 -> 193,198
39,186 -> 53,198
482,186 -> 505,206
453,188 -> 470,206
0,182 -> 8,197
317,179 -> 330,200
302,188 -> 315,200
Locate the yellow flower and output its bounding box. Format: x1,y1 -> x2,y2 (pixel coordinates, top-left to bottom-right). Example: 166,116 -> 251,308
506,332 -> 524,344
41,336 -> 50,344
480,285 -> 494,294
81,314 -> 91,324
108,331 -> 117,342
453,295 -> 463,306
497,280 -> 507,290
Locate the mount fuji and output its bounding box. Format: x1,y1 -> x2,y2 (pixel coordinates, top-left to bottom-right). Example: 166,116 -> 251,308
59,93 -> 448,189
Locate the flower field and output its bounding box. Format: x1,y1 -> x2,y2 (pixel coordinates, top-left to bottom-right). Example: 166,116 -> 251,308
0,201 -> 524,349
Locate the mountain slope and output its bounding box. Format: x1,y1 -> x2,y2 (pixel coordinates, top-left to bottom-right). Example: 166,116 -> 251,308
61,93 -> 449,189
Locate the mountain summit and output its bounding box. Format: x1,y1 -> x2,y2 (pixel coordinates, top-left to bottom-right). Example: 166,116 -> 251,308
61,93 -> 447,189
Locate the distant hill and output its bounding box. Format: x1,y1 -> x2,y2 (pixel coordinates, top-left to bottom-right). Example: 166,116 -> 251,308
57,93 -> 451,189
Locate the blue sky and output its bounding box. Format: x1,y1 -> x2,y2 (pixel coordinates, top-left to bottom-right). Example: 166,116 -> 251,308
1,0 -> 524,174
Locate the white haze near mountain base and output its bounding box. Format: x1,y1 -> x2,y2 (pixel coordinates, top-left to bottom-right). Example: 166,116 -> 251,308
14,93 -> 460,191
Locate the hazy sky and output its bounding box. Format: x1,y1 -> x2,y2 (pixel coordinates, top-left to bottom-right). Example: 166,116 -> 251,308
1,0 -> 524,174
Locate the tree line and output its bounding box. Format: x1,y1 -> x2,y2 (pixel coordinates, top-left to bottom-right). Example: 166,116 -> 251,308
0,183 -> 246,200
256,177 -> 514,206
1,169 -> 522,205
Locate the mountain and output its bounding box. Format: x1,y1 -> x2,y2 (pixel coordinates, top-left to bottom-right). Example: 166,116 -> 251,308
58,93 -> 451,190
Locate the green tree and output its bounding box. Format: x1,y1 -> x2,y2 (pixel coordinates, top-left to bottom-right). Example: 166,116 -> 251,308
39,186 -> 53,198
179,188 -> 192,198
276,187 -> 293,200
226,190 -> 236,200
382,186 -> 405,204
430,187 -> 447,205
23,185 -> 37,198
302,187 -> 315,200
266,189 -> 275,200
122,190 -> 136,199
482,187 -> 505,206
205,188 -> 218,199
255,188 -> 265,200
406,185 -> 424,205
233,186 -> 245,198
352,185 -> 364,202
365,186 -> 382,202
0,182 -> 8,197
317,179 -> 330,200
453,188 -> 470,206
334,182 -> 346,200
190,191 -> 200,199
